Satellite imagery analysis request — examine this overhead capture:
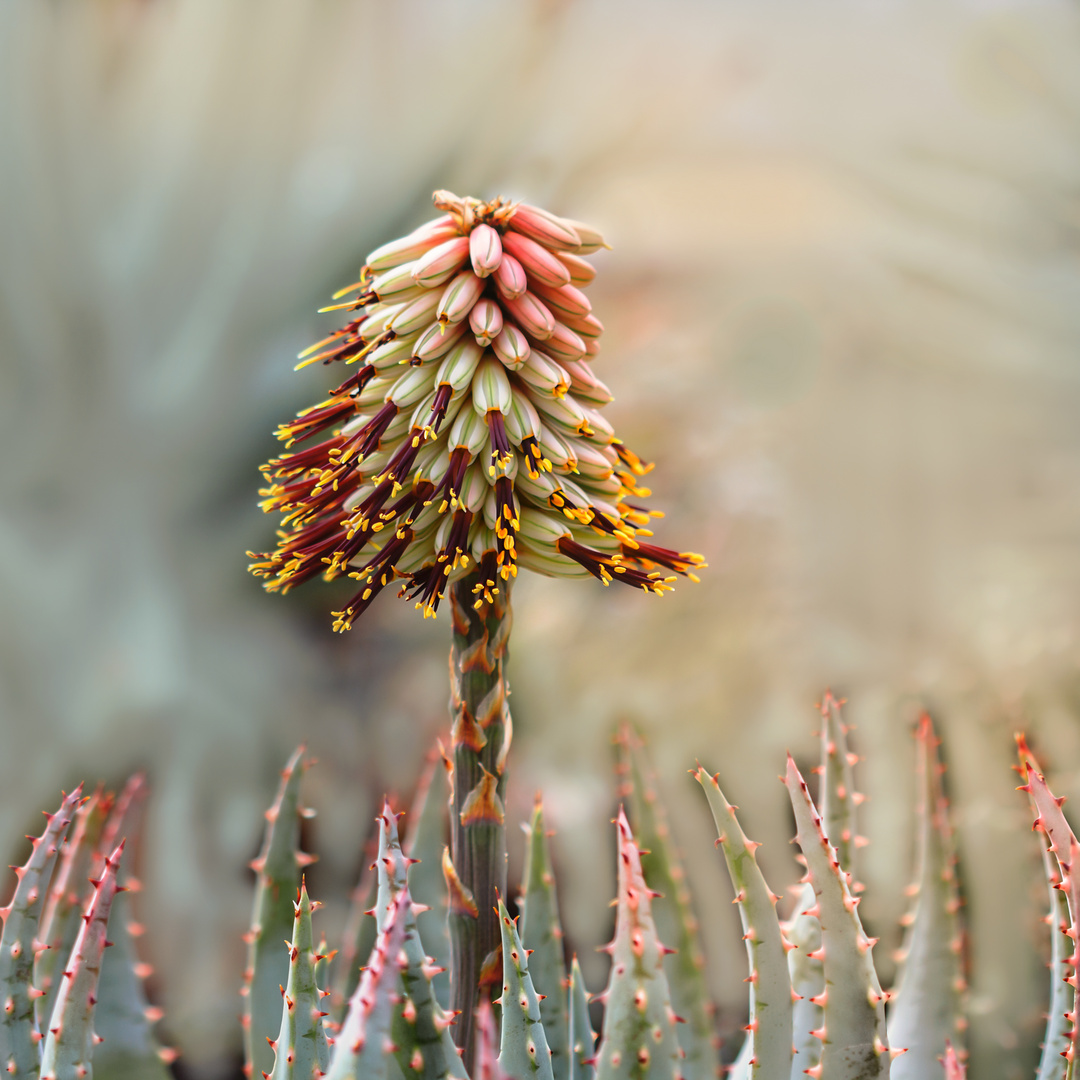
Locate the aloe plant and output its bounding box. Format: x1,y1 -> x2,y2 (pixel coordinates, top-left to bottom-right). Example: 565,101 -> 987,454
2,690 -> 1079,1079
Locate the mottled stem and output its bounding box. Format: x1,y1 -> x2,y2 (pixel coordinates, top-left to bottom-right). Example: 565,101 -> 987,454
447,572 -> 513,1064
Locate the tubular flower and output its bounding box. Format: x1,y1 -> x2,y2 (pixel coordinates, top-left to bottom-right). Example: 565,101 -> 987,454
248,190 -> 705,631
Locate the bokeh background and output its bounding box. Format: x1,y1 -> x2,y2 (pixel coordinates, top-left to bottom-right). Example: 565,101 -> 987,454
2,1 -> 1080,1076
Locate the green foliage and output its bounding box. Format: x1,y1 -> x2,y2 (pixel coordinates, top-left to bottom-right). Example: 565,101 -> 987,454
4,695 -> 1079,1080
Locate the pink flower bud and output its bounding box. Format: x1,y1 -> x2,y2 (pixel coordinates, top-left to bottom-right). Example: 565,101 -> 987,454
469,299 -> 504,347
469,224 -> 502,278
501,232 -> 571,289
493,254 -> 528,302
503,292 -> 556,342
507,203 -> 582,252
492,325 -> 530,371
411,236 -> 470,288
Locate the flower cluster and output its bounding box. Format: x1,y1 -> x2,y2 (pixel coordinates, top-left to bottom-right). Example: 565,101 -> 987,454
249,191 -> 704,631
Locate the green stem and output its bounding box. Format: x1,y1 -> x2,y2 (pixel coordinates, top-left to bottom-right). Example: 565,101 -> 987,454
447,571 -> 513,1065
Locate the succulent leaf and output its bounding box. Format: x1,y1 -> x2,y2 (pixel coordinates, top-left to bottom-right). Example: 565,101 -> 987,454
372,802 -> 466,1080
1036,834 -> 1071,1080
325,889 -> 410,1080
269,879 -> 330,1080
90,774 -> 173,1080
519,800 -> 570,1080
40,840 -> 125,1080
404,752 -> 452,1011
784,757 -> 890,1080
888,715 -> 965,1078
245,748 -> 313,1080
496,898 -> 554,1080
787,693 -> 859,1080
1016,736 -> 1080,1078
594,809 -> 681,1080
694,767 -> 792,1080
567,957 -> 596,1080
35,789 -> 107,1031
616,728 -> 718,1080
0,785 -> 83,1078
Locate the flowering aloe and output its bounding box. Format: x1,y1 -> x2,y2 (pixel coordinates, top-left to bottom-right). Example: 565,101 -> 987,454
248,190 -> 704,1060
248,190 -> 704,630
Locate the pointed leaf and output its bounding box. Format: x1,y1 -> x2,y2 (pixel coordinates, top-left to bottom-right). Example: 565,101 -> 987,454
595,809 -> 681,1080
1036,834 -> 1071,1080
40,840 -> 125,1080
784,757 -> 890,1080
245,748 -> 313,1080
695,766 -> 791,1080
35,789 -> 107,1030
567,957 -> 595,1080
617,728 -> 718,1080
91,775 -> 173,1080
1017,736 -> 1080,1079
888,715 -> 964,1077
325,889 -> 410,1080
0,785 -> 82,1077
788,694 -> 860,1080
519,800 -> 570,1080
496,897 -> 554,1080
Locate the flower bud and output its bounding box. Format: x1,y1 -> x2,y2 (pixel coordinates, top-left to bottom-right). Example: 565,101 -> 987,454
411,236 -> 471,288
492,325 -> 530,371
469,224 -> 503,278
508,203 -> 582,252
501,232 -> 571,289
493,254 -> 528,301
469,299 -> 504,347
503,292 -> 556,341
437,270 -> 485,326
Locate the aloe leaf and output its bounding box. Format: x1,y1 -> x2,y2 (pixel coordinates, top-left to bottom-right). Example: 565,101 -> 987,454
784,757 -> 890,1079
39,840 -> 124,1080
1017,736 -> 1080,1080
567,957 -> 596,1080
404,750 -> 452,1011
519,799 -> 570,1080
496,897 -> 554,1080
787,692 -> 861,1080
694,766 -> 792,1080
1036,834 -> 1071,1080
888,715 -> 965,1078
325,889 -> 410,1080
268,879 -> 330,1080
375,802 -> 466,1080
0,785 -> 82,1077
92,774 -> 174,1080
616,727 -> 719,1080
35,788 -> 107,1030
595,809 -> 681,1080
244,748 -> 315,1080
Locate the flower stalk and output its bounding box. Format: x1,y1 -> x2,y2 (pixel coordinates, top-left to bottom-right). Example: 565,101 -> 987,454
445,570 -> 513,1062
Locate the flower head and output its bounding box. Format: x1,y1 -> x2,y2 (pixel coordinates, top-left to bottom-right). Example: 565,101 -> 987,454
249,191 -> 705,631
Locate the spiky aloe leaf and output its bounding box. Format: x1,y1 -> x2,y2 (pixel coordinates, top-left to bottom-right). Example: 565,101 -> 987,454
595,809 -> 681,1080
245,748 -> 315,1080
1036,834 -> 1072,1080
519,799 -> 570,1080
404,751 -> 452,1011
888,715 -> 964,1078
616,728 -> 718,1080
91,774 -> 174,1080
1017,736 -> 1080,1079
36,789 -> 107,1030
784,757 -> 890,1079
373,802 -> 466,1080
0,785 -> 82,1078
325,889 -> 410,1080
567,957 -> 596,1080
269,879 -> 330,1080
694,766 -> 792,1080
787,692 -> 861,1080
476,997 -> 509,1080
496,897 -> 554,1080
39,840 -> 125,1080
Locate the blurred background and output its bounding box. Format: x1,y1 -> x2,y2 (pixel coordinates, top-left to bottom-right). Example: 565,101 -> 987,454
2,0 -> 1079,1076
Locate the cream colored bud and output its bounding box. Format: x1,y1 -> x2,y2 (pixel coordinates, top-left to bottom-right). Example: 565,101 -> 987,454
437,270 -> 485,325
471,355 -> 512,415
469,299 -> 504,347
411,236 -> 471,288
414,320 -> 468,363
389,290 -> 442,336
